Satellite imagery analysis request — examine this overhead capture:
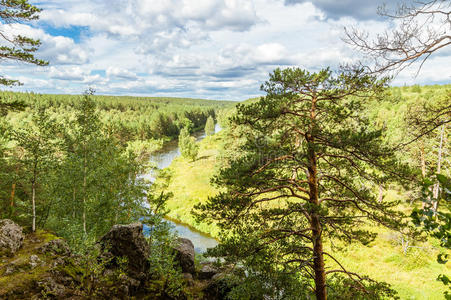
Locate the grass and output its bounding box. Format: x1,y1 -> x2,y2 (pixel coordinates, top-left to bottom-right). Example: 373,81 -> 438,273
155,131 -> 450,299
155,133 -> 223,236
328,228 -> 450,299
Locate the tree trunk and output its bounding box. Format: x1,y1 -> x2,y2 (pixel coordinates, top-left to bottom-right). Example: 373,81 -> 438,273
10,166 -> 19,208
420,142 -> 426,178
307,95 -> 327,300
83,151 -> 87,235
10,183 -> 16,207
309,160 -> 327,300
32,180 -> 36,232
312,214 -> 327,300
420,143 -> 427,209
72,187 -> 76,219
432,124 -> 445,214
378,185 -> 383,203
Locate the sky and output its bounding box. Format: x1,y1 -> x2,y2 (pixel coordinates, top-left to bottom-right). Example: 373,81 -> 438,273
0,0 -> 450,101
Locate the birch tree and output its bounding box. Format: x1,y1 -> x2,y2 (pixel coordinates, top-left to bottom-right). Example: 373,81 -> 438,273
13,107 -> 58,231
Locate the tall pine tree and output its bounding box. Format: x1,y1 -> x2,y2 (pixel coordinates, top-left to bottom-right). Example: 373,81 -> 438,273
195,67 -> 411,299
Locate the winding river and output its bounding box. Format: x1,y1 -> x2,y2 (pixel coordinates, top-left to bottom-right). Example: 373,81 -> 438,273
143,124 -> 221,253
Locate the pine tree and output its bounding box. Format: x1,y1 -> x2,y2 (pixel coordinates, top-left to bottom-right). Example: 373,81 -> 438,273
0,0 -> 48,86
195,67 -> 410,299
0,1 -> 48,112
205,115 -> 215,136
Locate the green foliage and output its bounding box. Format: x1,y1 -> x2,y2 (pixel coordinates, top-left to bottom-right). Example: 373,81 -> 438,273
156,85 -> 450,299
179,127 -> 199,161
46,93 -> 156,246
205,115 -> 215,136
11,106 -> 59,231
412,173 -> 451,298
326,274 -> 399,299
0,92 -> 229,242
195,67 -> 411,298
154,133 -> 223,236
74,246 -> 128,297
1,91 -> 231,144
411,84 -> 422,93
146,224 -> 185,298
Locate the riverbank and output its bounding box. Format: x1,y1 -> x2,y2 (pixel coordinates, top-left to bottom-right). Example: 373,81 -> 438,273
154,132 -> 223,237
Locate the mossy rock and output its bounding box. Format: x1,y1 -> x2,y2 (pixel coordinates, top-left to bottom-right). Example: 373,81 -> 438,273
0,230 -> 59,297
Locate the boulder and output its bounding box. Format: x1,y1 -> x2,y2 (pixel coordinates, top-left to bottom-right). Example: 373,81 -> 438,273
182,272 -> 194,287
29,255 -> 43,269
198,262 -> 219,280
39,239 -> 70,256
99,223 -> 150,281
0,219 -> 24,257
173,238 -> 195,274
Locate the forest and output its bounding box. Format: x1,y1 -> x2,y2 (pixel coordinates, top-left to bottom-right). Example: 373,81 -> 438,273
0,91 -> 233,246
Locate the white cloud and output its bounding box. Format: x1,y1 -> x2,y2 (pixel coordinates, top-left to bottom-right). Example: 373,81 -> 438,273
0,23 -> 89,65
106,67 -> 138,80
48,66 -> 85,81
0,0 -> 448,100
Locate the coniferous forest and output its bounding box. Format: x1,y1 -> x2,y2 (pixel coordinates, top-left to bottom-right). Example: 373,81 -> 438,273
0,0 -> 449,299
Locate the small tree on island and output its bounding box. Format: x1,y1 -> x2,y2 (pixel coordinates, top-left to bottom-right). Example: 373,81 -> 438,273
179,127 -> 199,161
195,67 -> 412,299
205,116 -> 215,136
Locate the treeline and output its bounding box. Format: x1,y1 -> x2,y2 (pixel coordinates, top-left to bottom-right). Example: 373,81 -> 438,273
1,91 -> 232,145
0,92 -> 232,248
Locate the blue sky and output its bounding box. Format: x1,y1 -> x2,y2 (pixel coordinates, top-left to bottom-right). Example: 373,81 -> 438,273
1,0 -> 450,100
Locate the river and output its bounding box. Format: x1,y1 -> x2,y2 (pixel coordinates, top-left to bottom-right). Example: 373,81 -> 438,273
142,124 -> 221,253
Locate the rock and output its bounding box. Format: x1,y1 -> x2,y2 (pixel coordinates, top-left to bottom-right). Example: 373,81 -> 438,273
29,255 -> 42,269
116,274 -> 141,295
4,264 -> 16,275
202,274 -> 234,300
39,239 -> 70,256
0,219 -> 24,257
99,223 -> 150,281
38,276 -> 71,299
183,272 -> 194,287
173,238 -> 195,274
198,262 -> 219,280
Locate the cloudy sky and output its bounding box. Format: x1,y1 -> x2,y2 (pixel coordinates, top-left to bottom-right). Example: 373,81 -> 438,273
1,0 -> 450,100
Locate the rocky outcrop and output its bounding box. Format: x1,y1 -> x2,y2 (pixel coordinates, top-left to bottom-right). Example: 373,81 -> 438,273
99,222 -> 150,281
173,237 -> 195,274
0,219 -> 24,257
0,220 -> 229,299
198,262 -> 219,280
39,239 -> 70,256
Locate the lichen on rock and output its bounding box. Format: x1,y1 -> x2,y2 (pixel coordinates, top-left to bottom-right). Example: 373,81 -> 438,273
0,219 -> 24,257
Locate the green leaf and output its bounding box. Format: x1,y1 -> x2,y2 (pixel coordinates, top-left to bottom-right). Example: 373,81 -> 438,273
437,253 -> 449,264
